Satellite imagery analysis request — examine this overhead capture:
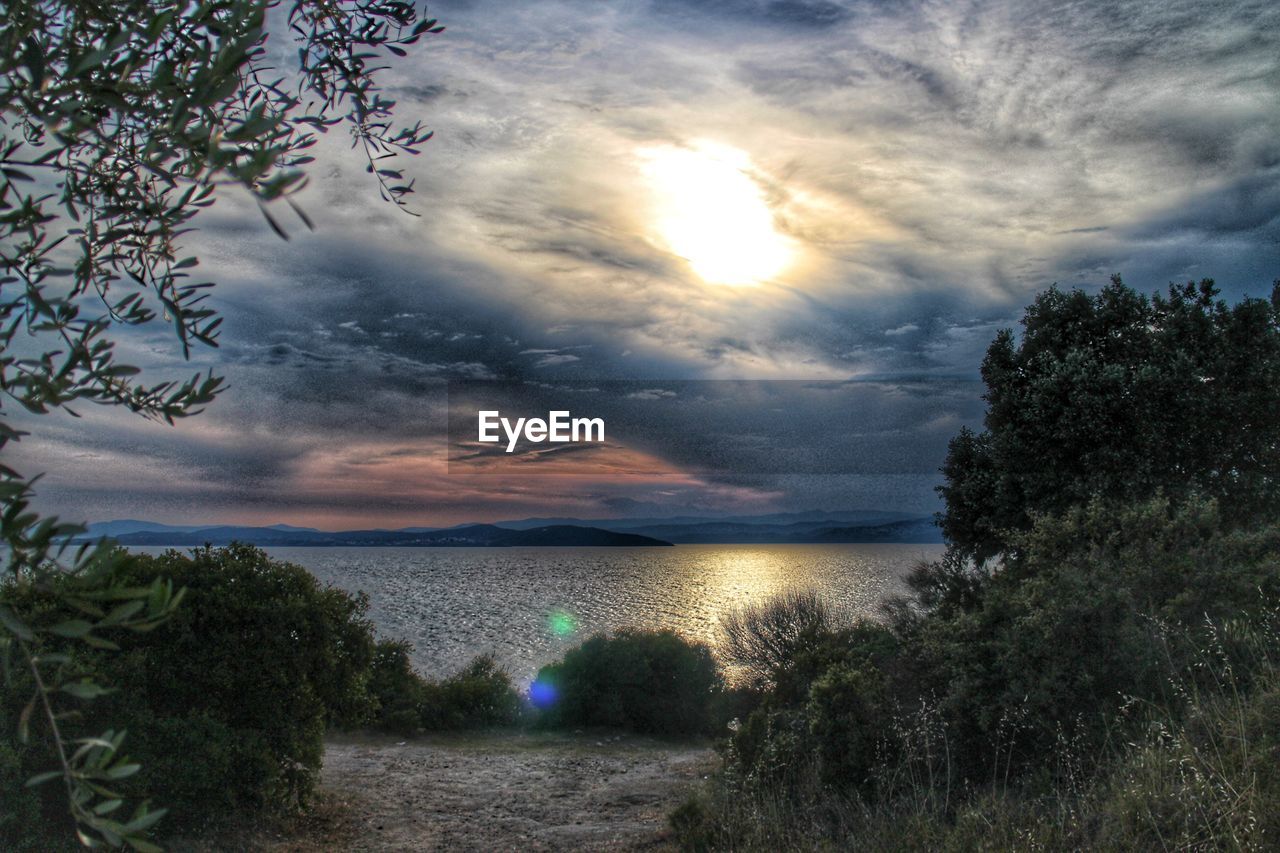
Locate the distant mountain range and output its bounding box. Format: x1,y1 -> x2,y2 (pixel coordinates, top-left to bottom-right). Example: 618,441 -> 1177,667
88,523 -> 672,548
81,511 -> 941,547
615,517 -> 940,544
490,509 -> 915,530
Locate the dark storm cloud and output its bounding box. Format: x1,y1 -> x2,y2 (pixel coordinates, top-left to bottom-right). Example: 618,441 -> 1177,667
447,379 -> 985,479
17,0 -> 1280,525
1128,171 -> 1280,240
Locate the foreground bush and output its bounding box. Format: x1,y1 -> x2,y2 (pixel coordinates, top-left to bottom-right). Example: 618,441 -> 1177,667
675,502 -> 1280,850
533,629 -> 723,735
3,544 -> 505,846
2,544 -> 378,844
676,606 -> 1280,851
367,640 -> 522,734
729,499 -> 1280,801
98,545 -> 377,824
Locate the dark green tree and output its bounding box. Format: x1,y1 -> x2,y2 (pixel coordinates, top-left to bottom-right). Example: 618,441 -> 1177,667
0,1 -> 442,846
939,275 -> 1280,563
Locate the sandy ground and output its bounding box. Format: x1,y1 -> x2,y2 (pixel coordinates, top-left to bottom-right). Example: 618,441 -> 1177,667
280,731 -> 717,852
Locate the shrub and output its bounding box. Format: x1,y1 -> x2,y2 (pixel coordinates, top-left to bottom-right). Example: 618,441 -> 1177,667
3,540 -> 525,847
680,510 -> 1280,849
367,640 -> 522,734
421,654 -> 523,730
724,620 -> 901,795
719,589 -> 836,690
669,795 -> 716,852
9,544 -> 381,832
873,498 -> 1280,786
533,629 -> 723,735
805,662 -> 895,794
678,615 -> 1280,852
367,639 -> 429,735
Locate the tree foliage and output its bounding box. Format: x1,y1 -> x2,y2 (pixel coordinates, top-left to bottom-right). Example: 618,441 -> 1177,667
0,1 -> 442,845
4,545 -> 521,845
939,275 -> 1280,562
684,275 -> 1280,849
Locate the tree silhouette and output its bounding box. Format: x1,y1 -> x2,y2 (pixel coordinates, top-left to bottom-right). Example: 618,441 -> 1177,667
939,275 -> 1280,564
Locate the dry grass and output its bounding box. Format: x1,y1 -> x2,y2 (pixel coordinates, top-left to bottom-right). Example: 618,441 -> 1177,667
675,607 -> 1280,851
163,789 -> 367,852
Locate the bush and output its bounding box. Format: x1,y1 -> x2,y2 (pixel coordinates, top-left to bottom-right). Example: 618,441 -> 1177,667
719,589 -> 836,690
533,629 -> 723,735
725,621 -> 900,794
367,640 -> 522,734
678,614 -> 1280,852
367,639 -> 428,735
805,662 -> 895,794
96,545 -> 378,825
3,543 -> 528,845
680,507 -> 1280,849
422,654 -> 523,730
0,544 -> 379,841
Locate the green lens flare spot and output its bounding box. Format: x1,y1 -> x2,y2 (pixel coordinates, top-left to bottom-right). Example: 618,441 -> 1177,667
548,610 -> 577,637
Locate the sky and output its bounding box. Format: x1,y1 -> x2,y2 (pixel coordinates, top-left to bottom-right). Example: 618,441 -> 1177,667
13,0 -> 1280,529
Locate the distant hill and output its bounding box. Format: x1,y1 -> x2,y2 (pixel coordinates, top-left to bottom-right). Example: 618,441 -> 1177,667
491,509 -> 917,531
85,520 -> 208,537
84,520 -> 322,538
82,510 -> 939,547
798,517 -> 942,544
619,517 -> 941,544
94,523 -> 672,548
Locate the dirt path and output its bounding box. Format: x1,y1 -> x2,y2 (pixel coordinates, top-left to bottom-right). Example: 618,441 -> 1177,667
309,731 -> 717,851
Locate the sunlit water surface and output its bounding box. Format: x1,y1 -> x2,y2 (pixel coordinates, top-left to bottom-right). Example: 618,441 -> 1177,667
154,544 -> 943,683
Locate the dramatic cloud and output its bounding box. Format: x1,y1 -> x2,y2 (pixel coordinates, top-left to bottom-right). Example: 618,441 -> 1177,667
13,0 -> 1279,527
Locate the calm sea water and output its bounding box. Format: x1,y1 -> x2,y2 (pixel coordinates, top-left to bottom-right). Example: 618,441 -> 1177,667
223,544 -> 943,684
132,548 -> 942,681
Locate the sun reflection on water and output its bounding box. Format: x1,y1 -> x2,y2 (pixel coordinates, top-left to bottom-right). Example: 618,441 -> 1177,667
251,544 -> 943,684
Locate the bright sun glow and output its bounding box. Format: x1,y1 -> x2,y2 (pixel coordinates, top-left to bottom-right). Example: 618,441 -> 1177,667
640,142 -> 794,286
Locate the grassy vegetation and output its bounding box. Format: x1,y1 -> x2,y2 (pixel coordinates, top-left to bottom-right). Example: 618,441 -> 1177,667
672,597 -> 1280,851
366,640 -> 522,735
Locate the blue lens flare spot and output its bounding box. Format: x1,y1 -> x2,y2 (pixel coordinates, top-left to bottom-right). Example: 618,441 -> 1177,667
529,679 -> 558,708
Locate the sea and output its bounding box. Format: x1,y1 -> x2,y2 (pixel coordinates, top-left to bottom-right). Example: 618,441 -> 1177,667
229,543 -> 944,686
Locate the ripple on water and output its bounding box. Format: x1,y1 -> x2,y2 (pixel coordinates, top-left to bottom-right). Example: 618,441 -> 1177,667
220,544 -> 942,684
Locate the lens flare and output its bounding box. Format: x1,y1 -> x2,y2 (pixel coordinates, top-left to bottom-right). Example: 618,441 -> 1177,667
548,609 -> 577,637
529,679 -> 558,708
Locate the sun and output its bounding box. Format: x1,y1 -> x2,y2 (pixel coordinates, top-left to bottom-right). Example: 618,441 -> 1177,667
640,142 -> 794,286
